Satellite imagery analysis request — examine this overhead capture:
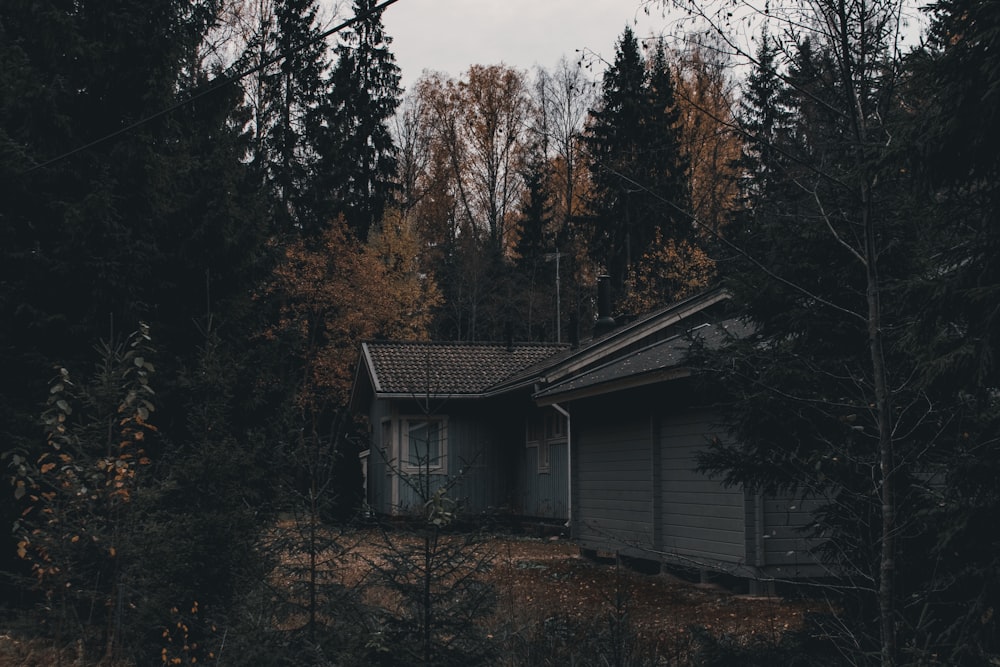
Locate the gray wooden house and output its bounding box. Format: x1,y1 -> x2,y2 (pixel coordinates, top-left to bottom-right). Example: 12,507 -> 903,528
530,293 -> 823,583
349,341 -> 573,520
350,286 -> 821,582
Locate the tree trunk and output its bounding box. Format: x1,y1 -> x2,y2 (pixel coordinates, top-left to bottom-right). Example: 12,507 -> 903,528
866,210 -> 896,666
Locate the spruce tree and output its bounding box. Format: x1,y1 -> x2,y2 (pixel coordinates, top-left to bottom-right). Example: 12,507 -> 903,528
316,0 -> 401,240
0,0 -> 278,645
257,0 -> 332,237
899,1 -> 1000,660
689,13 -> 937,664
736,28 -> 793,220
514,144 -> 557,340
585,26 -> 648,294
641,40 -> 691,242
585,29 -> 690,301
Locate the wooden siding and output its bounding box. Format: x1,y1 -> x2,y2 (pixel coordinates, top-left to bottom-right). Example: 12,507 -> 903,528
366,396 -> 572,520
390,405 -> 504,515
656,409 -> 745,566
572,401 -> 746,566
366,398 -> 394,515
530,382 -> 827,580
573,413 -> 654,556
447,414 -> 507,515
516,442 -> 569,519
761,495 -> 826,576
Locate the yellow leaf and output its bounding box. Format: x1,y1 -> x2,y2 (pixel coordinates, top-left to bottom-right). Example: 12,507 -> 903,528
40,462 -> 56,474
70,535 -> 79,543
109,547 -> 116,557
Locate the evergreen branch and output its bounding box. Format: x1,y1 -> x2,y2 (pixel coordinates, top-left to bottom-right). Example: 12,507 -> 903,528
594,161 -> 867,322
21,0 -> 402,175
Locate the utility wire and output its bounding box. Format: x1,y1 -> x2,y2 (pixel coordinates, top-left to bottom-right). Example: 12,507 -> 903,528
21,0 -> 401,176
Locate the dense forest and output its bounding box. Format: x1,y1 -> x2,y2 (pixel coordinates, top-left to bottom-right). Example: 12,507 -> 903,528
1,0 -> 999,664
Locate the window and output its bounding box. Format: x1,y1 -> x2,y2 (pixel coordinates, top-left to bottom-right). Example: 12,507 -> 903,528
526,408 -> 567,474
381,419 -> 394,476
526,417 -> 541,444
402,417 -> 446,472
545,412 -> 567,442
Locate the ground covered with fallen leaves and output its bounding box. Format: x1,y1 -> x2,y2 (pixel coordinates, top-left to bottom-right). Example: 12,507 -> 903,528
483,536 -> 813,646
1,528 -> 827,665
333,527 -> 824,663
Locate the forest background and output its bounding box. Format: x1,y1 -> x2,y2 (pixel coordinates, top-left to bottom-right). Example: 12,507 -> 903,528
2,0 -> 999,665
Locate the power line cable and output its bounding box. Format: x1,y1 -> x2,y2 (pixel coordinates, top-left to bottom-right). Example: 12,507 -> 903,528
21,0 -> 401,176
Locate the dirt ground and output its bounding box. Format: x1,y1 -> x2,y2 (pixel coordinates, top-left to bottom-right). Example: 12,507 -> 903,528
335,528 -> 821,656
484,537 -> 813,644
1,529 -> 823,665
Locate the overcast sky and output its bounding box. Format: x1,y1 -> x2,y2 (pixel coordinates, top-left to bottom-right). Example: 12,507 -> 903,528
380,0 -> 668,91
374,1 -> 931,93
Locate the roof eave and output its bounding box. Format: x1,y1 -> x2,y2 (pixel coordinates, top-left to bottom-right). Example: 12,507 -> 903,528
534,366 -> 693,406
379,391 -> 470,399
348,342 -> 377,413
542,289 -> 730,384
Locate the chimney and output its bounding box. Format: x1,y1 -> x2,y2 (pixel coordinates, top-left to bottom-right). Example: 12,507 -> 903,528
593,275 -> 616,337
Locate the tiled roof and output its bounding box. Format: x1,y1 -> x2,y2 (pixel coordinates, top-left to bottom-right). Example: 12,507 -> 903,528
364,341 -> 569,396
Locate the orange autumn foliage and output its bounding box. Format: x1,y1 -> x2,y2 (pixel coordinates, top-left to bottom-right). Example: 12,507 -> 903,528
621,227 -> 716,314
674,44 -> 742,239
271,214 -> 441,410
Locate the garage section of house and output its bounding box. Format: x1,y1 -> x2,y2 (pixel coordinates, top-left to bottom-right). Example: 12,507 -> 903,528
534,316 -> 824,584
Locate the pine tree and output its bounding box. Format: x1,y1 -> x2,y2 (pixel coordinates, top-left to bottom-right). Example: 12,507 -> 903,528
515,145 -> 554,263
513,143 -> 557,340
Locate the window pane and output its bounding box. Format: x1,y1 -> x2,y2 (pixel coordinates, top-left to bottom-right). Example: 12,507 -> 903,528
545,412 -> 566,440
526,417 -> 541,443
381,420 -> 393,452
408,420 -> 440,467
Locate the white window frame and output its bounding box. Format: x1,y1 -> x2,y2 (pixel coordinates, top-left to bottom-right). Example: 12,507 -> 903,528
400,416 -> 448,474
526,408 -> 567,474
380,418 -> 395,476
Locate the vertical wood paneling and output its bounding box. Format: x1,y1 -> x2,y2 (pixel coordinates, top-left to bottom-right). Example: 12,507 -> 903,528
517,443 -> 569,519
